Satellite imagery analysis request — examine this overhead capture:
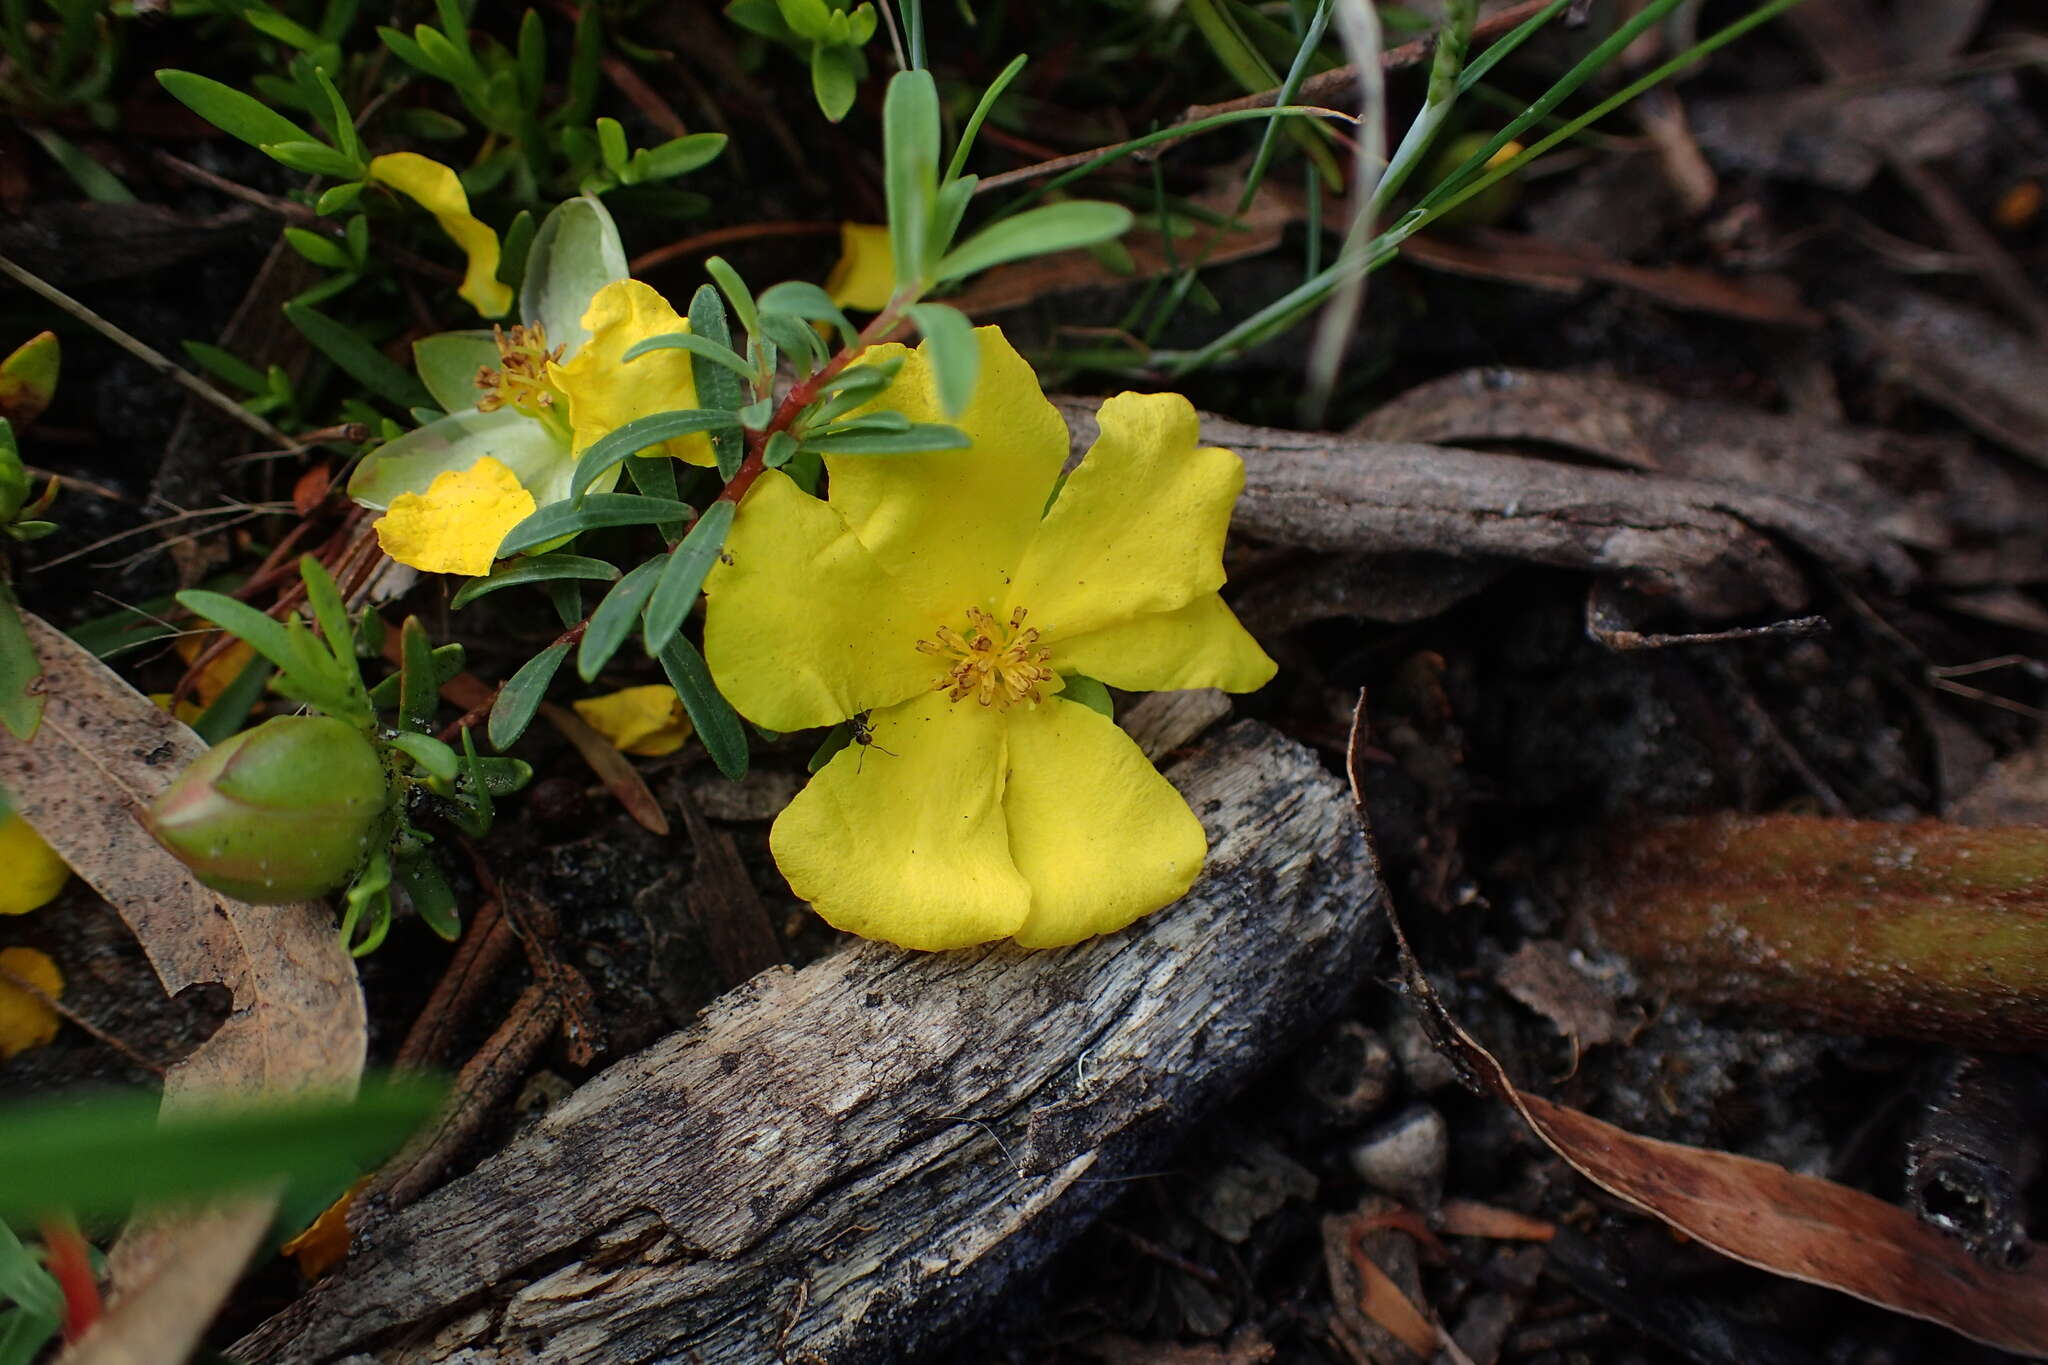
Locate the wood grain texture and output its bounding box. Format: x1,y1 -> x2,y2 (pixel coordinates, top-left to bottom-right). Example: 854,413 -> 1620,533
236,722 -> 1379,1364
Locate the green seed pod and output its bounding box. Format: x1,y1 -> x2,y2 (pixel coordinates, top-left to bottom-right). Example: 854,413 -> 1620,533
148,715 -> 392,904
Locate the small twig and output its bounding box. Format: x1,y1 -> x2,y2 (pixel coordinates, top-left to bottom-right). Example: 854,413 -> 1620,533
0,251 -> 298,450
29,501 -> 292,571
24,467 -> 124,502
629,220 -> 842,276
394,897 -> 517,1073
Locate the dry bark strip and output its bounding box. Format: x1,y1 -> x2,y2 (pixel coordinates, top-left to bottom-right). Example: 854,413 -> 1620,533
1053,399 -> 1916,619
235,722 -> 1379,1364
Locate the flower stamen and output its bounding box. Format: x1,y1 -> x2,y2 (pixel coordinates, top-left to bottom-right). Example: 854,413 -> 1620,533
474,322 -> 566,419
917,606 -> 1054,709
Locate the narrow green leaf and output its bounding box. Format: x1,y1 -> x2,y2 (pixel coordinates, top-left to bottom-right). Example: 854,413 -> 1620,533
377,24 -> 451,79
311,65 -> 362,166
157,70 -> 315,150
658,635 -> 747,779
578,558 -> 662,682
389,731 -> 459,783
755,280 -> 852,342
190,653 -> 273,745
935,201 -> 1135,281
755,312 -> 829,375
688,285 -> 748,479
285,303 -> 432,410
498,493 -> 696,556
802,421 -> 969,455
181,340 -> 268,393
928,174 -> 977,266
630,133 -> 727,180
811,41 -> 858,122
297,554 -> 358,678
945,52 -> 1027,181
394,850 -> 461,940
496,207 -> 536,292
262,139 -> 362,179
570,409 -> 740,501
763,431 -> 799,468
882,68 -> 941,287
488,640 -> 569,750
449,554 -> 619,609
1061,674 -> 1113,719
0,1218 -> 60,1320
0,1078 -> 444,1223
595,116 -> 629,175
642,501 -> 733,656
399,616 -> 439,732
906,302 -> 978,417
703,255 -> 758,334
621,329 -> 758,382
176,590 -> 337,708
315,180 -> 365,215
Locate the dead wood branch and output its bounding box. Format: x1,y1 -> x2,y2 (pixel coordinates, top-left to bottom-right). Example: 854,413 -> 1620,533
235,723 -> 1380,1364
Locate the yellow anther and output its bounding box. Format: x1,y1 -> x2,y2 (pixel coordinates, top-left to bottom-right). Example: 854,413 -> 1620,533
474,322 -> 566,419
916,606 -> 1054,709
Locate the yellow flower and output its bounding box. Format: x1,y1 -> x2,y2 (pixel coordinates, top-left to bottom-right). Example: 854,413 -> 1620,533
0,946 -> 62,1058
374,455 -> 536,577
351,276 -> 711,576
368,152 -> 513,319
825,223 -> 895,312
572,684 -> 694,757
703,327 -> 1274,950
0,811 -> 68,914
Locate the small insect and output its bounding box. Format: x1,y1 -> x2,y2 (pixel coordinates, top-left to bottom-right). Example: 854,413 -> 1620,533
850,710 -> 896,772
717,549 -> 736,566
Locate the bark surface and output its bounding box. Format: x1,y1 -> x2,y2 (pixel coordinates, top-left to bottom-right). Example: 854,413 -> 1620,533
236,722 -> 1379,1364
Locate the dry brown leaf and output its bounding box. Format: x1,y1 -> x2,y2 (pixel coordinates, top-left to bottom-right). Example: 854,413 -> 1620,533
0,616 -> 365,1353
1840,289 -> 2048,471
1495,941 -> 1622,1056
1344,694 -> 2048,1357
1437,1199 -> 1556,1243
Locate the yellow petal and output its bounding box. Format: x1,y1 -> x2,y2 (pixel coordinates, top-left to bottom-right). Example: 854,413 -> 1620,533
280,1176 -> 369,1279
704,470 -> 943,732
0,812 -> 69,915
1002,698 -> 1206,948
1053,593 -> 1276,694
770,690 -> 1029,950
1007,391 -> 1245,643
368,153 -> 512,318
373,455 -> 536,576
550,280 -> 714,466
0,946 -> 62,1058
829,327 -> 1068,606
571,685 -> 694,757
825,223 -> 896,312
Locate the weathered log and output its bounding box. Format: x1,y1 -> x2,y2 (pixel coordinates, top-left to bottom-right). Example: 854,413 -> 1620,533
236,722 -> 1380,1364
1053,398 -> 1919,620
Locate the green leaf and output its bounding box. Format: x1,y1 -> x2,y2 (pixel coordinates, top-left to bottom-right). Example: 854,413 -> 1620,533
621,329 -> 757,382
811,41 -> 858,122
394,850 -> 461,940
905,302 -> 977,417
0,583 -> 43,741
388,731 -> 459,783
595,116 -> 629,175
398,616 -> 442,732
496,208 -> 536,293
755,280 -> 852,342
0,1218 -> 59,1323
488,640 -> 569,750
630,133 -> 728,181
311,65 -> 362,166
570,409 -> 741,501
285,303 -> 432,410
315,180 -> 365,214
728,0 -> 797,41
703,255 -> 758,334
176,590 -> 349,716
297,553 -> 361,683
498,493 -> 696,556
341,847 -> 393,956
262,139 -> 362,179
521,196 -> 628,352
25,126 -> 134,205
802,421 -> 969,455
412,331 -> 498,414
157,69 -> 316,150
946,52 -> 1027,180
642,501 -> 733,656
881,68 -> 941,288
577,558 -> 661,682
377,24 -> 452,80
1061,674 -> 1113,719
181,340 -> 268,393
687,285 -> 748,479
0,1078 -> 443,1223
763,430 -> 799,468
450,554 -> 619,608
928,174 -> 977,265
190,652 -> 273,746
807,722 -> 853,773
935,200 -> 1135,281
755,312 -> 829,375
657,635 -> 746,780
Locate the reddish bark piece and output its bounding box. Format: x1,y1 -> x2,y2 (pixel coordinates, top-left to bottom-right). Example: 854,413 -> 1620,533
1344,696 -> 2048,1357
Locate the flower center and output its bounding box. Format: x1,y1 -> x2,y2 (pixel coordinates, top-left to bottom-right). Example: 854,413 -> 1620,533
474,322 -> 567,422
917,606 -> 1054,709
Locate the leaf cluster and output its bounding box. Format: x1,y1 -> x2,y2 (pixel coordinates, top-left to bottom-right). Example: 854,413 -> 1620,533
726,0 -> 878,122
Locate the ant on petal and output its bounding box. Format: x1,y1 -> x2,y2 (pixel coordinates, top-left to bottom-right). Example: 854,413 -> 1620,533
850,710 -> 896,773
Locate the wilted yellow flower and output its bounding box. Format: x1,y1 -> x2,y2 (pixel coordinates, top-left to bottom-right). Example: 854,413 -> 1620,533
368,152 -> 513,318
0,946 -> 62,1058
704,327 -> 1273,950
0,811 -> 68,915
572,685 -> 694,757
825,223 -> 895,312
